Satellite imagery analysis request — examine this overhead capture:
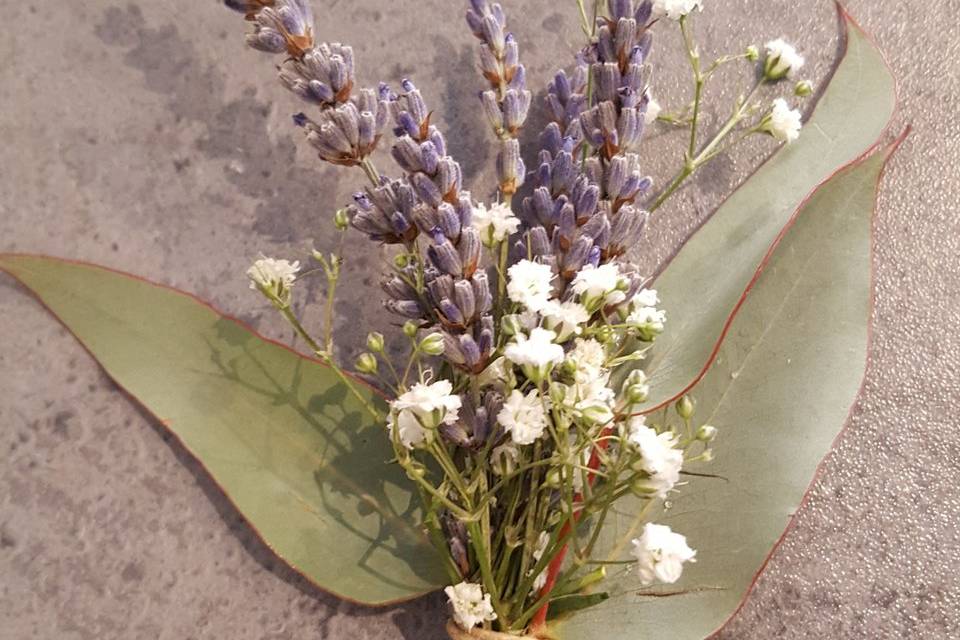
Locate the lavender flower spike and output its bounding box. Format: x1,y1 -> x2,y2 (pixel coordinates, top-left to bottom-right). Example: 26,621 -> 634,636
237,0 -> 315,57
465,1 -> 531,198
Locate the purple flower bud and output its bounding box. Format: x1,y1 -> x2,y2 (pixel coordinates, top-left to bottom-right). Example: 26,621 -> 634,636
481,91 -> 504,133
439,298 -> 465,326
588,245 -> 602,267
385,299 -> 424,319
292,112 -> 308,127
458,228 -> 482,277
472,272 -> 493,313
454,280 -> 477,321
420,141 -> 440,175
438,203 -> 462,239
459,334 -> 482,368
429,241 -> 463,276
443,333 -> 466,365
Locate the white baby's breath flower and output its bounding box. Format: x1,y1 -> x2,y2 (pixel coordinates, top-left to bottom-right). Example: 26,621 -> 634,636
627,305 -> 667,341
764,38 -> 805,80
247,257 -> 300,305
652,0 -> 703,21
764,98 -> 803,144
634,288 -> 660,308
504,327 -> 565,381
644,95 -> 662,125
473,201 -> 521,246
529,531 -> 551,592
388,380 -> 462,449
572,263 -> 627,310
627,416 -> 683,498
445,582 -> 497,630
565,377 -> 616,425
542,300 -> 590,342
568,338 -> 608,384
631,523 -> 697,586
498,389 -> 550,445
491,441 -> 520,476
507,259 -> 555,312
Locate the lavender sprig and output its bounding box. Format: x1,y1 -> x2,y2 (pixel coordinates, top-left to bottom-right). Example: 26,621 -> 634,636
385,80 -> 496,374
466,0 -> 531,200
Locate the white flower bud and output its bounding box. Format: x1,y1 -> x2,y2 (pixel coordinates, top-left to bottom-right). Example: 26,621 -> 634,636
676,395 -> 695,420
366,332 -> 385,353
419,333 -> 446,356
764,38 -> 805,81
403,320 -> 418,338
356,352 -> 378,374
696,425 -> 718,441
334,207 -> 350,231
794,80 -> 814,97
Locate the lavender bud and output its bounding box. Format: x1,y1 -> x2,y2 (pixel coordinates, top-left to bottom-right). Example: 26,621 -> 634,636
429,241 -> 463,276
458,228 -> 482,277
454,280 -> 477,321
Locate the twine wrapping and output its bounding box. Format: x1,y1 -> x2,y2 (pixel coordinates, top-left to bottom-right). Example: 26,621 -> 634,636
445,620 -> 541,640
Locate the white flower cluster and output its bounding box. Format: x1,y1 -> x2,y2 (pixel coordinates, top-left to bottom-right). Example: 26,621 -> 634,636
652,0 -> 703,21
445,581 -> 497,630
472,201 -> 521,247
631,523 -> 697,586
765,98 -> 803,144
247,257 -> 300,305
388,380 -> 462,449
490,260 -> 667,447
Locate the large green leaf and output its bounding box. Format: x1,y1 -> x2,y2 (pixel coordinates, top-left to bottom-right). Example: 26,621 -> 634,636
555,134 -> 905,639
0,255 -> 447,605
636,8 -> 896,411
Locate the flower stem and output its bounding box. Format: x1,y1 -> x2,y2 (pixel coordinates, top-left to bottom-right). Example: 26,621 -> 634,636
648,79 -> 765,213
277,306 -> 384,422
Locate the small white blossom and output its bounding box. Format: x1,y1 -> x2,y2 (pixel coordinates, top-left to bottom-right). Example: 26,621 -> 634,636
247,257 -> 300,304
765,98 -> 803,144
572,263 -> 627,310
634,288 -> 660,308
764,38 -> 805,80
568,338 -> 608,384
631,523 -> 697,586
565,377 -> 616,425
504,327 -> 565,381
627,305 -> 667,341
627,417 -> 683,498
445,582 -> 497,630
498,389 -> 550,445
644,96 -> 662,125
529,531 -> 551,592
507,260 -> 555,313
652,0 -> 703,21
388,380 -> 462,449
542,300 -> 590,342
472,201 -> 521,246
490,441 -> 520,476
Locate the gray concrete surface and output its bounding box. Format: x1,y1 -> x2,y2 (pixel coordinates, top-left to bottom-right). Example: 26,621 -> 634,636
2,0 -> 959,638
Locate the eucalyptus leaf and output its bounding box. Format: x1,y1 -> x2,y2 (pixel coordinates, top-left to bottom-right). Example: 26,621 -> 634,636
554,134 -> 905,639
0,255 -> 447,605
632,9 -> 896,412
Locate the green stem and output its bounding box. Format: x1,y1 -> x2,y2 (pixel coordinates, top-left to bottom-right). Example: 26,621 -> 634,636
649,79 -> 765,213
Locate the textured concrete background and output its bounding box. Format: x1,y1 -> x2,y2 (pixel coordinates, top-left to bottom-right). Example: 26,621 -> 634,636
2,0 -> 959,638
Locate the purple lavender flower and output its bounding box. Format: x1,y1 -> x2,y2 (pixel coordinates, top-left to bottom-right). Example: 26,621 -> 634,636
240,0 -> 315,57
279,43 -> 356,107
385,79 -> 496,372
300,88 -> 389,167
465,1 -> 531,197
